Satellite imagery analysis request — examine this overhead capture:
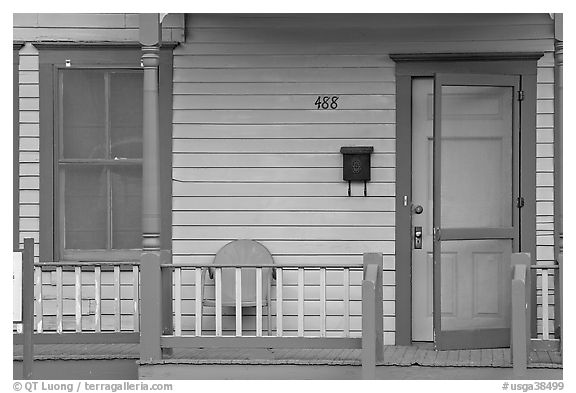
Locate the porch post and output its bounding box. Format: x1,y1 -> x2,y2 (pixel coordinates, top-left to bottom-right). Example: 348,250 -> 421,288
139,13 -> 162,362
553,13 -> 563,341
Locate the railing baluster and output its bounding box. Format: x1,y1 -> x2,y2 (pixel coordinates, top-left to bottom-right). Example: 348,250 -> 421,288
94,266 -> 101,333
344,267 -> 350,336
320,267 -> 326,337
174,267 -> 182,336
114,266 -> 121,332
35,267 -> 43,333
298,267 -> 304,337
236,267 -> 242,336
56,266 -> 63,333
132,265 -> 139,332
256,267 -> 262,336
541,269 -> 549,340
195,267 -> 202,336
276,268 -> 283,336
75,266 -> 82,332
215,267 -> 222,336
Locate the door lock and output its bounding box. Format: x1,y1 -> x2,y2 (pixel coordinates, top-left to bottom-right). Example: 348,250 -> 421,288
414,226 -> 423,249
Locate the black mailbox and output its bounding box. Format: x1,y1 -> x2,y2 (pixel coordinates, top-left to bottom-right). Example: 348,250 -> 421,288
340,146 -> 374,181
340,146 -> 374,196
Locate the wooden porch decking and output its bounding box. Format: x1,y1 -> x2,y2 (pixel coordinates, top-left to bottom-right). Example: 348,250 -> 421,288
13,343 -> 562,369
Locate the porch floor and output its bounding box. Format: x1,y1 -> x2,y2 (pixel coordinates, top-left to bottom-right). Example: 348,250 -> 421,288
13,343 -> 562,369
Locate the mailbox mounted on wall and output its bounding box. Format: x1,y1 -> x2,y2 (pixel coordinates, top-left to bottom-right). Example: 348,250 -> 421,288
340,146 -> 374,196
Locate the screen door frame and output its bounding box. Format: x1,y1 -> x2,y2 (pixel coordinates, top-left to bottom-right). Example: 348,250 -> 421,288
432,73 -> 521,350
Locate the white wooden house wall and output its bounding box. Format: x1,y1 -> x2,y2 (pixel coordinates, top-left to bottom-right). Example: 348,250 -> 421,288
13,13 -> 557,341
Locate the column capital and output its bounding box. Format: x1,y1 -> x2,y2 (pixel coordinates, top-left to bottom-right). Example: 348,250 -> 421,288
141,45 -> 160,68
555,40 -> 563,66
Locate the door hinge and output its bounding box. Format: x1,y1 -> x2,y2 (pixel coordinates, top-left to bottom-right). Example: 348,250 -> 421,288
516,196 -> 525,208
517,90 -> 525,101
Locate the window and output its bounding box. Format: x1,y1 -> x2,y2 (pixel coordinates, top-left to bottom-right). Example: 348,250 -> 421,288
57,69 -> 143,258
38,44 -> 173,262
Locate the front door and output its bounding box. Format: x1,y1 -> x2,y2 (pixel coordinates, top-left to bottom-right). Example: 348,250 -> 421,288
412,73 -> 521,349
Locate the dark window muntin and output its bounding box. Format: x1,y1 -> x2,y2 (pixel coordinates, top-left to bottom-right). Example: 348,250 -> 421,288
38,44 -> 174,262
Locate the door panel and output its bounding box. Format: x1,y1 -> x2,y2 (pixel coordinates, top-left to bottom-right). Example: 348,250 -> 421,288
433,73 -> 520,350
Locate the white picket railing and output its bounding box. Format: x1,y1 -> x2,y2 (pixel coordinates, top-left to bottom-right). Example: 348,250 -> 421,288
165,263 -> 363,338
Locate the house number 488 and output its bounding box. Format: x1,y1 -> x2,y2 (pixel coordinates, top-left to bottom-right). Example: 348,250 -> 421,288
315,96 -> 339,110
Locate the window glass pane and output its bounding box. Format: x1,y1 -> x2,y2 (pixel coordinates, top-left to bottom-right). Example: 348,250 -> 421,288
63,166 -> 107,249
62,70 -> 106,158
111,166 -> 142,249
110,72 -> 143,159
440,85 -> 513,228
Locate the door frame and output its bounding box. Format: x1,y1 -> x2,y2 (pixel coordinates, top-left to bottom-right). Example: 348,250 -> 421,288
391,52 -> 542,346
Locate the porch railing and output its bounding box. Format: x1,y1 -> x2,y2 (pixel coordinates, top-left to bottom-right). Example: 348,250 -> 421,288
14,239 -> 140,378
511,252 -> 562,375
140,251 -> 383,379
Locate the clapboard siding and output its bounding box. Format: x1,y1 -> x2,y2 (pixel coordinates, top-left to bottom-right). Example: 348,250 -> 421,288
17,44 -> 40,261
171,14 -> 556,344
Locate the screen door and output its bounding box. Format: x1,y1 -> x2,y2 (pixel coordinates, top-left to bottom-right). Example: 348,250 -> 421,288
433,73 -> 520,350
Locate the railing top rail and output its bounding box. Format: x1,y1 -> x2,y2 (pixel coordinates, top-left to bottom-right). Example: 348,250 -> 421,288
34,261 -> 139,267
529,264 -> 560,270
160,262 -> 364,269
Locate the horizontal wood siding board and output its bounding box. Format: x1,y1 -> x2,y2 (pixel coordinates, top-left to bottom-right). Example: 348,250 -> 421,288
172,153 -> 395,168
174,82 -> 396,95
171,196 -> 395,211
172,94 -> 395,110
173,182 -> 395,197
172,139 -> 394,153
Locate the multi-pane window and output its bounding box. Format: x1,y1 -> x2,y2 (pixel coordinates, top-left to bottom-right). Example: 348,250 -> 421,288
58,69 -> 143,257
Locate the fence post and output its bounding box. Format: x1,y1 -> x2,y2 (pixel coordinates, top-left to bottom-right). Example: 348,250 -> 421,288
22,238 -> 34,379
511,253 -> 530,376
362,252 -> 383,379
556,253 -> 562,352
140,252 -> 162,362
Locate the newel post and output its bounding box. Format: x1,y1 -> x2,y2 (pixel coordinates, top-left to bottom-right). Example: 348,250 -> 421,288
511,253 -> 531,376
139,13 -> 163,362
362,252 -> 383,379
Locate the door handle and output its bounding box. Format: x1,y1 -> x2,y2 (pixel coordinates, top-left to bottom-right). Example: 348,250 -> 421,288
414,226 -> 423,249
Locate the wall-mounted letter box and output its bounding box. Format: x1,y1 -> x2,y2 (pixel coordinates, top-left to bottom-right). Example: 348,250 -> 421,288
340,146 -> 374,196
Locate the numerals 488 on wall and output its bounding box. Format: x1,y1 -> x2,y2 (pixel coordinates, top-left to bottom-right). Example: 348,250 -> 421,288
314,96 -> 339,109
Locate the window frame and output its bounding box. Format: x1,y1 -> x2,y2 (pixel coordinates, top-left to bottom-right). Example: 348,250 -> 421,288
38,43 -> 174,262
56,66 -> 144,260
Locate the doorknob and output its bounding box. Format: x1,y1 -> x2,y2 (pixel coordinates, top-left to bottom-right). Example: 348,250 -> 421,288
413,204 -> 424,215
